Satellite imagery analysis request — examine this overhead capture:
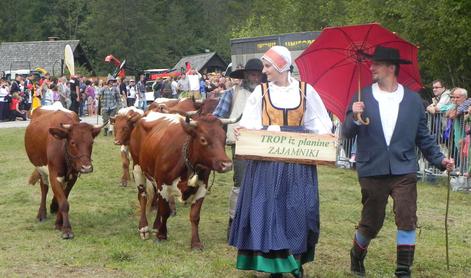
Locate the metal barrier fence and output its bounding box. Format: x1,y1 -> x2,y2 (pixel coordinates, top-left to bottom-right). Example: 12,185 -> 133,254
335,113 -> 471,192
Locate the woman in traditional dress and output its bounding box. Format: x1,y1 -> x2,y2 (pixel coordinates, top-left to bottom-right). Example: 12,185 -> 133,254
31,82 -> 42,111
229,46 -> 333,278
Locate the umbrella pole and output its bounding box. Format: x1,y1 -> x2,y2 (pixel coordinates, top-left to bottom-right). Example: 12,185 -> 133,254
354,67 -> 369,125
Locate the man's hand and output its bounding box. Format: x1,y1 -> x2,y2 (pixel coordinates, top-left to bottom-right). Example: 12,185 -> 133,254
234,126 -> 245,140
441,158 -> 455,172
352,101 -> 365,114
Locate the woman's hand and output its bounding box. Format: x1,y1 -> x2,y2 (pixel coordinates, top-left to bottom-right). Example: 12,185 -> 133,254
234,126 -> 245,141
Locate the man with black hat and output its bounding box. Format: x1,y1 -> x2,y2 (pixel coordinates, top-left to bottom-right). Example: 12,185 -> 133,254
213,58 -> 264,239
97,76 -> 121,136
342,46 -> 454,277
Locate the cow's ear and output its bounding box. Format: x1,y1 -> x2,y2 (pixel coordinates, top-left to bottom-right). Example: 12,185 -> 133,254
129,112 -> 142,124
49,127 -> 68,140
91,126 -> 102,138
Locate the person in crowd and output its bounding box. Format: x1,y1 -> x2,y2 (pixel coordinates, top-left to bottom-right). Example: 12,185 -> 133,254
229,46 -> 332,278
136,74 -> 147,110
69,75 -> 80,115
97,76 -> 121,136
31,80 -> 42,111
187,69 -> 202,99
51,84 -> 61,104
426,79 -> 451,114
118,77 -> 128,104
9,92 -> 27,121
127,79 -> 137,107
152,78 -> 163,99
86,80 -> 96,116
177,73 -> 189,98
213,58 -> 264,240
170,77 -> 178,99
78,75 -> 87,116
446,87 -> 469,174
342,46 -> 454,278
57,76 -> 71,108
0,80 -> 10,121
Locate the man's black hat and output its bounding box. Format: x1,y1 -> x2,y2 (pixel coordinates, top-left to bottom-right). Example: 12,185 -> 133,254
229,58 -> 263,79
363,46 -> 411,64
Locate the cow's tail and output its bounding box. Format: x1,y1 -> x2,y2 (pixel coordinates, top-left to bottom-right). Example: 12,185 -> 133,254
28,169 -> 41,185
145,180 -> 157,213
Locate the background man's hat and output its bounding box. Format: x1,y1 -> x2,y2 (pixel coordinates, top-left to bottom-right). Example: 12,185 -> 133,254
363,46 -> 411,64
229,58 -> 263,79
106,74 -> 117,83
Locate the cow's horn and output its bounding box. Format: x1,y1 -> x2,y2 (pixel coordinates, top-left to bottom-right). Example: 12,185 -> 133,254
219,114 -> 243,125
185,110 -> 198,116
94,120 -> 108,129
110,115 -> 116,120
60,123 -> 72,130
184,115 -> 198,127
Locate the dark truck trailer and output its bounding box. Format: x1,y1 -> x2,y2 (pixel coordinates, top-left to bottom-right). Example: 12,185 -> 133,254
230,31 -> 321,76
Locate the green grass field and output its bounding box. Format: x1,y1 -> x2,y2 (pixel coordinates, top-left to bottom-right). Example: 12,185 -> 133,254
0,127 -> 470,278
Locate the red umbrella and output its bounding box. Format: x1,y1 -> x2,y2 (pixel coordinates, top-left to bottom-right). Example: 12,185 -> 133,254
295,23 -> 422,122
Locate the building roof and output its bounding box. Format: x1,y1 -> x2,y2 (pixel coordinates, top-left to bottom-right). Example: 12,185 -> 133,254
0,39 -> 93,75
172,52 -> 227,73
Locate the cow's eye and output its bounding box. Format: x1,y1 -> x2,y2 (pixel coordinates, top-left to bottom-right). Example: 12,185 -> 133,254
199,136 -> 208,146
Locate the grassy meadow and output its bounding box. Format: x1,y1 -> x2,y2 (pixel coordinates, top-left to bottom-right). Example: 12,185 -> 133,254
0,127 -> 470,278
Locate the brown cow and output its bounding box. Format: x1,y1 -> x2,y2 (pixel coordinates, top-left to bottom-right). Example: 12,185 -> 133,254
147,97 -> 219,116
25,104 -> 104,239
110,106 -> 144,187
129,112 -> 236,249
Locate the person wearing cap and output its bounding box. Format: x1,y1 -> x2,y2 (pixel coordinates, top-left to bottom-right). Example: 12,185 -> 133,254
127,79 -> 137,107
97,76 -> 121,136
342,46 -> 455,277
213,58 -> 264,240
229,46 -> 332,278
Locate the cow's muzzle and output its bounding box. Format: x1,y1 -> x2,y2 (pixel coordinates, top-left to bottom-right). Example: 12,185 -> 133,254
219,161 -> 233,173
80,165 -> 94,173
114,140 -> 122,145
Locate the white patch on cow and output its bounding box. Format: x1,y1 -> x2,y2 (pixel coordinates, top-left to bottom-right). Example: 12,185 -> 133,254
159,177 -> 207,205
36,166 -> 49,185
184,178 -> 207,204
143,111 -> 182,124
133,165 -> 146,186
159,179 -> 181,203
40,102 -> 73,113
117,106 -> 144,116
56,176 -> 66,188
120,145 -> 128,153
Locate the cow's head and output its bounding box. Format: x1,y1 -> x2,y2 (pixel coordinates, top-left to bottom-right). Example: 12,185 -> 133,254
198,98 -> 219,115
111,110 -> 143,145
49,122 -> 104,173
181,115 -> 232,173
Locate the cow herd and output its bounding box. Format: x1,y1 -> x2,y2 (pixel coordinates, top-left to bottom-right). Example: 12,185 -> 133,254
24,98 -> 236,249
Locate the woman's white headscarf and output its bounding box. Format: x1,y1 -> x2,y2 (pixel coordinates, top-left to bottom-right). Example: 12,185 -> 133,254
261,46 -> 292,73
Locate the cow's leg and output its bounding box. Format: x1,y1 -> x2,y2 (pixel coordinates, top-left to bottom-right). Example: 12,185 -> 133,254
137,184 -> 150,239
50,197 -> 58,214
120,146 -> 130,187
189,197 -> 204,250
134,165 -> 149,239
33,170 -> 49,222
49,171 -> 74,239
155,196 -> 171,243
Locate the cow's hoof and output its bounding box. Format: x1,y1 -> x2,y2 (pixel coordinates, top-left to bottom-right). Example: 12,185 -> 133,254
139,226 -> 149,240
121,180 -> 128,187
37,212 -> 47,222
37,215 -> 47,222
62,231 -> 74,239
191,243 -> 204,251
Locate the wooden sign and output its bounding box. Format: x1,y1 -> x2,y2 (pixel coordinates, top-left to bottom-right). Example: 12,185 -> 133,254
235,129 -> 337,165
